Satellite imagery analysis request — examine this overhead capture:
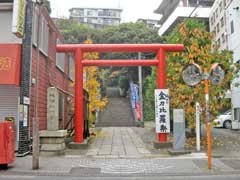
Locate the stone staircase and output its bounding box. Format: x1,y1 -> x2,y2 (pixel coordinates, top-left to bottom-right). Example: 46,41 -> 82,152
96,87 -> 135,127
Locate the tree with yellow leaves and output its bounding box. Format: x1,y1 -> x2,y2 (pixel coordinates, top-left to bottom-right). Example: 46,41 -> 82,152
144,19 -> 232,132
166,19 -> 232,130
83,38 -> 107,123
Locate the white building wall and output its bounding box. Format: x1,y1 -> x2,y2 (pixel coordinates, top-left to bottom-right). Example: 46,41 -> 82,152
0,11 -> 21,43
227,0 -> 240,63
225,0 -> 240,129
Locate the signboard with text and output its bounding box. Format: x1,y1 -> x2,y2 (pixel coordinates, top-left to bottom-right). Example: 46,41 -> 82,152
155,89 -> 170,133
12,0 -> 25,38
0,44 -> 21,85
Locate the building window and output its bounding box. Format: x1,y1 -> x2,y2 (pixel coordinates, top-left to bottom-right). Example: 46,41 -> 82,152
217,38 -> 221,47
32,8 -> 49,55
98,10 -> 103,16
222,33 -> 225,43
56,39 -> 65,72
32,8 -> 38,45
212,30 -> 216,38
87,10 -> 93,16
234,108 -> 240,121
215,8 -> 218,18
220,17 -> 224,27
231,20 -> 234,34
69,54 -> 74,81
210,16 -> 214,25
39,17 -> 49,55
217,23 -> 220,32
219,1 -> 223,12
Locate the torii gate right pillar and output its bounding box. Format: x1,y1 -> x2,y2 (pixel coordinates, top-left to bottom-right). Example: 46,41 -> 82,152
157,48 -> 167,142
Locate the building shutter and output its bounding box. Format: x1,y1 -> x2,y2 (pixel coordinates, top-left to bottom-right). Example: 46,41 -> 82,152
0,85 -> 20,150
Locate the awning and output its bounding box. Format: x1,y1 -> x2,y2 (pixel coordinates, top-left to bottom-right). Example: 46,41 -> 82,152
0,44 -> 21,86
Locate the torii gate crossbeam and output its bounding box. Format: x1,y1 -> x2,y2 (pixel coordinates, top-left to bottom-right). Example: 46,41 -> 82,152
56,44 -> 184,144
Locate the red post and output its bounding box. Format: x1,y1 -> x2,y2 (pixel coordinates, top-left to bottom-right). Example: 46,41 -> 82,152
157,48 -> 167,142
74,48 -> 84,143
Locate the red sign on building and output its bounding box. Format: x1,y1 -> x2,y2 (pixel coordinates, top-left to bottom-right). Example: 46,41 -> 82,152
0,44 -> 21,86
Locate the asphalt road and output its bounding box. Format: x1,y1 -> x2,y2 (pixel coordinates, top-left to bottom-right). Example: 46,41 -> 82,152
1,174 -> 240,180
201,125 -> 240,158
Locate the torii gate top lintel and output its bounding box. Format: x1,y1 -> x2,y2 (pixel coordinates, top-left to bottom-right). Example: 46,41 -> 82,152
56,43 -> 184,144
57,43 -> 184,53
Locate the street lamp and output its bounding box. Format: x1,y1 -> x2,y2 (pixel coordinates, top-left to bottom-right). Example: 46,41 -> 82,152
182,62 -> 225,170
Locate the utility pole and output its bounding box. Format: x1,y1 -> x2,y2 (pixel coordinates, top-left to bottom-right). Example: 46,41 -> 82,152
32,0 -> 42,170
138,52 -> 144,127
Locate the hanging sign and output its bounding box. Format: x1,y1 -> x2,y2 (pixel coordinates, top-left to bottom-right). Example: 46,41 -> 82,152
155,89 -> 170,133
12,0 -> 26,38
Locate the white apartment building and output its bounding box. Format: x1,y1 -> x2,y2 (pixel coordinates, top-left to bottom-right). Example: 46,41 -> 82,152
69,7 -> 122,28
154,0 -> 215,36
227,0 -> 240,129
210,0 -> 240,129
209,0 -> 233,51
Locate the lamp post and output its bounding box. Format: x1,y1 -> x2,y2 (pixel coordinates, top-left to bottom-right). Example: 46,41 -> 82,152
182,63 -> 225,170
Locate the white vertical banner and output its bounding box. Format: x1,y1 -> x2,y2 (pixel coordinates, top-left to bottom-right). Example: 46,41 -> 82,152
196,102 -> 201,151
12,0 -> 26,38
155,89 -> 170,133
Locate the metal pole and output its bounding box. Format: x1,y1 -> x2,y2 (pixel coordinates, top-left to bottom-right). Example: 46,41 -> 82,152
74,48 -> 84,143
138,52 -> 144,127
204,68 -> 212,170
157,48 -> 167,142
32,1 -> 42,170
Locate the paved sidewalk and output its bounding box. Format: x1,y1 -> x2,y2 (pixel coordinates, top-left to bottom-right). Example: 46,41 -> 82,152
3,154 -> 240,176
86,127 -> 151,158
2,126 -> 240,176
2,122 -> 240,177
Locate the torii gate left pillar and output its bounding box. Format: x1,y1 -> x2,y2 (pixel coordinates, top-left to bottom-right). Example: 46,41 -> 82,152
57,44 -> 184,144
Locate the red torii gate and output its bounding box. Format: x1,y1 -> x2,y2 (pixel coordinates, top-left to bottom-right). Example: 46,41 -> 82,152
57,44 -> 184,144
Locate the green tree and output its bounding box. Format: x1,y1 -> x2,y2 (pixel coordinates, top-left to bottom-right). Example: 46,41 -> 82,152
143,67 -> 157,121
56,19 -> 98,43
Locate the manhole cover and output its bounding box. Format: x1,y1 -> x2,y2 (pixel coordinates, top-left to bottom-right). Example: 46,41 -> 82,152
101,164 -> 142,174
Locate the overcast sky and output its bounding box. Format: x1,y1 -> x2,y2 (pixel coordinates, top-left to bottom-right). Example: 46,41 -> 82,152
49,0 -> 162,22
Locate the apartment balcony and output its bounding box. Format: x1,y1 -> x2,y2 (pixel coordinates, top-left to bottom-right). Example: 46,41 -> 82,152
158,6 -> 211,36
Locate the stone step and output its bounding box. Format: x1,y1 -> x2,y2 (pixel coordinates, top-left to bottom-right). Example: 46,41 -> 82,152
96,87 -> 135,127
